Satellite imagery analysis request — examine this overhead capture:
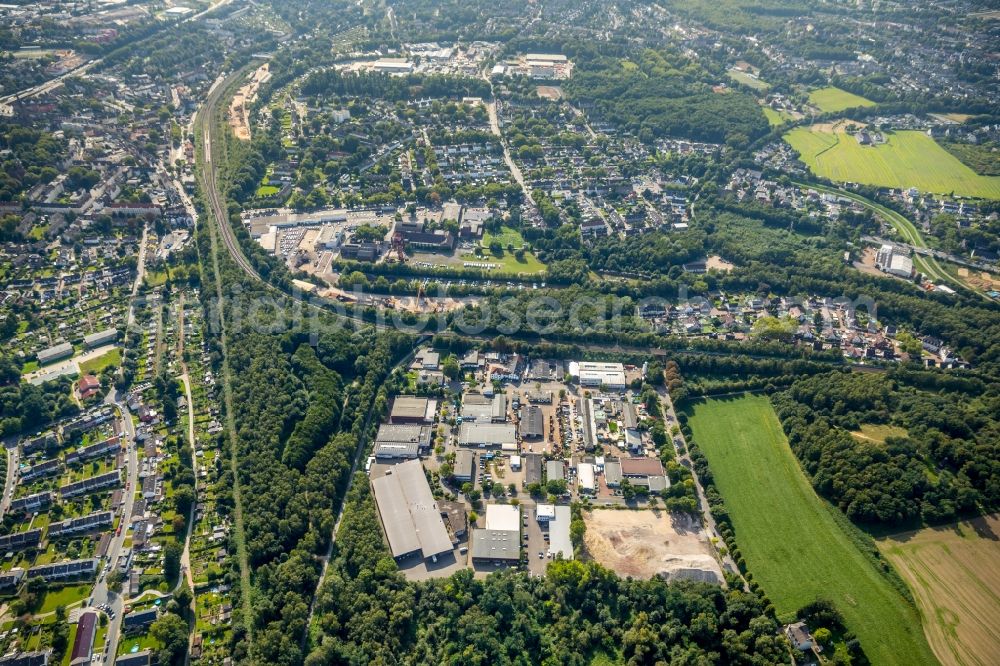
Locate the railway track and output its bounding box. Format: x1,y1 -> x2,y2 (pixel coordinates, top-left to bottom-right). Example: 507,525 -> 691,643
200,71 -> 261,281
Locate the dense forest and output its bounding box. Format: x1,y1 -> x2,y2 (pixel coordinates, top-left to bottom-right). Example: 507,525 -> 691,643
306,480 -> 790,665
772,370 -> 1000,526
0,123 -> 67,203
563,50 -> 770,145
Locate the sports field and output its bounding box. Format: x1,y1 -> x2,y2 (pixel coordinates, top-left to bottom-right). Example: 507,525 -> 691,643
684,394 -> 937,666
878,514 -> 1000,666
808,86 -> 876,113
785,126 -> 1000,199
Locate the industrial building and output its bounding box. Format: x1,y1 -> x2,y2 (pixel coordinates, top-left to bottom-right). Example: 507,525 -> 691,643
545,460 -> 565,482
373,424 -> 433,459
875,244 -> 914,278
620,457 -> 669,492
453,450 -> 476,483
577,462 -> 596,495
523,453 -> 543,485
458,423 -> 517,450
519,405 -> 544,439
471,504 -> 521,564
371,459 -> 452,561
461,392 -> 507,423
542,504 -> 573,559
572,361 -> 626,390
388,395 -> 437,424
470,529 -> 520,564
484,504 -> 520,532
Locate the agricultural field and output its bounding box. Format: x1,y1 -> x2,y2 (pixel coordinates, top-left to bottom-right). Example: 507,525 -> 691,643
807,86 -> 876,113
878,514 -> 1000,666
785,126 -> 1000,199
683,394 -> 937,666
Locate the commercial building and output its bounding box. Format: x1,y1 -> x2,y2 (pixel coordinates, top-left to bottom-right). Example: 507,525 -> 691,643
545,460 -> 565,482
373,424 -> 432,459
371,459 -> 452,561
458,423 -> 517,451
388,395 -> 437,424
453,450 -> 476,483
572,361 -> 626,390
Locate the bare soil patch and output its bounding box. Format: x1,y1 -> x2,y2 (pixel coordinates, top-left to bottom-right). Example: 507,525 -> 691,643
582,509 -> 722,582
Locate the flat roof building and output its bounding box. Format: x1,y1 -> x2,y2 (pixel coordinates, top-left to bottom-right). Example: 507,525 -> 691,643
577,462 -> 596,495
604,460 -> 623,487
373,424 -> 432,459
572,361 -> 626,390
453,450 -> 475,482
459,423 -> 517,451
545,460 -> 564,482
470,528 -> 520,564
371,459 -> 452,561
547,505 -> 573,559
484,504 -> 520,532
388,396 -> 437,424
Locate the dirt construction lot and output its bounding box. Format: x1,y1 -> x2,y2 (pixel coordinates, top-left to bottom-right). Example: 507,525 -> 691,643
583,509 -> 722,582
877,513 -> 1000,666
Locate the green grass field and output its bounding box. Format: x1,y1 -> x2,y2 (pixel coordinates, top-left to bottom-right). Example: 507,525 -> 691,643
481,225 -> 526,249
808,86 -> 877,113
78,347 -> 121,376
37,584 -> 90,614
684,394 -> 937,666
727,68 -> 770,91
762,107 -> 795,127
786,127 -> 1000,199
